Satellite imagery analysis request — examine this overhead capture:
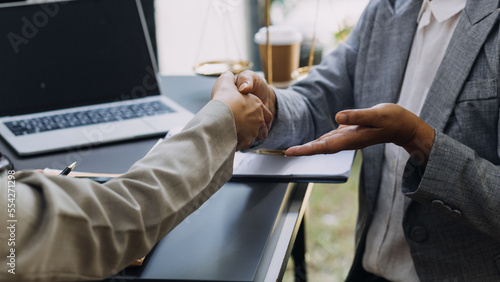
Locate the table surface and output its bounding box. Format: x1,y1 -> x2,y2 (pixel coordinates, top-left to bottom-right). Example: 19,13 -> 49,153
0,75 -> 311,281
0,75 -> 219,174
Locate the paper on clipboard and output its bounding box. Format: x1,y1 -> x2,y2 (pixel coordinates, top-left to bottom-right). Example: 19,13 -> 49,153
232,150 -> 356,183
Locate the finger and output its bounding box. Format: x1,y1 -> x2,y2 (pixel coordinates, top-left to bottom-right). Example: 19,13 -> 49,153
311,129 -> 341,142
335,108 -> 380,128
285,139 -> 338,156
285,129 -> 343,156
211,73 -> 238,101
285,143 -> 313,156
236,70 -> 257,93
262,101 -> 273,129
219,71 -> 237,88
256,122 -> 269,142
236,136 -> 255,151
246,93 -> 273,129
256,108 -> 272,142
212,71 -> 237,98
220,70 -> 236,79
285,125 -> 385,156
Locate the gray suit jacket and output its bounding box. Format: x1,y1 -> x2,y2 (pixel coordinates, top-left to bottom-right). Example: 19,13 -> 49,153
260,0 -> 500,280
0,100 -> 237,281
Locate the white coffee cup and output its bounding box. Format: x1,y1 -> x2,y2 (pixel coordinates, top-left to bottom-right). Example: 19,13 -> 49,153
254,26 -> 303,87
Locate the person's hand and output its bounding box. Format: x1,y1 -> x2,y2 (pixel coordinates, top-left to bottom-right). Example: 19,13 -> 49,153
285,103 -> 435,166
236,70 -> 277,120
212,72 -> 273,151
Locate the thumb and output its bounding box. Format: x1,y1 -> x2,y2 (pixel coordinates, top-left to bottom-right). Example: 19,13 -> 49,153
335,108 -> 379,128
219,71 -> 236,85
335,110 -> 360,125
236,71 -> 257,94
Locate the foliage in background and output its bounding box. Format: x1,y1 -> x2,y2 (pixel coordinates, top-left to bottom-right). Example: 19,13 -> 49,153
334,24 -> 353,44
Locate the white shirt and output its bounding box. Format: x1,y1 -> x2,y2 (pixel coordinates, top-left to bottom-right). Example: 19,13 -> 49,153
362,0 -> 466,281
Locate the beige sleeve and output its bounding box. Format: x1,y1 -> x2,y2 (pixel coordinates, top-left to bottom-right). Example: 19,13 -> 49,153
0,100 -> 237,281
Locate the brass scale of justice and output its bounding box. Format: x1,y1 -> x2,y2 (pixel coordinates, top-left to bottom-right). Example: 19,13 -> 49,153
192,0 -> 320,85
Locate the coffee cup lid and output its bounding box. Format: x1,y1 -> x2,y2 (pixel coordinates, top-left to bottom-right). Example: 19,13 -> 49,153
254,25 -> 303,46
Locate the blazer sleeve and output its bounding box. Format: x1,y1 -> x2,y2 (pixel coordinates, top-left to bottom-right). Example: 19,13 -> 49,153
402,130 -> 500,240
253,11 -> 366,150
0,100 -> 237,281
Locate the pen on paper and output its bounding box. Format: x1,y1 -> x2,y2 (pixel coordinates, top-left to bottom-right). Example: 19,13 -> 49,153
59,162 -> 76,176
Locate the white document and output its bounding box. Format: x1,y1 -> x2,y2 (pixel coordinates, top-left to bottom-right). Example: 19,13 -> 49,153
232,150 -> 356,183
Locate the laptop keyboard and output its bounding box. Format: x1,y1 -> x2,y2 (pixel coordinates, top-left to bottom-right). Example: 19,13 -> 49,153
4,101 -> 174,136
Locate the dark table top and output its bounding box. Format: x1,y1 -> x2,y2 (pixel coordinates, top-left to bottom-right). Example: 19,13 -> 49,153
1,75 -> 294,281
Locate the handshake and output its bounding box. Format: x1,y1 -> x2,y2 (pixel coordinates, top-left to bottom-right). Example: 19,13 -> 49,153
211,70 -> 435,165
211,70 -> 276,151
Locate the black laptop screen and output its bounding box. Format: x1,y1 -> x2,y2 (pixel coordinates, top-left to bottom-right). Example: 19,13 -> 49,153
0,0 -> 160,117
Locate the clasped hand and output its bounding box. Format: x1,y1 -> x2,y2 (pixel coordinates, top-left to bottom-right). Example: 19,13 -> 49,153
211,72 -> 273,151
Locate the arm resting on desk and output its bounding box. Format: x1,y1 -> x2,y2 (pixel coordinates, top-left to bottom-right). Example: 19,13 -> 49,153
0,100 -> 237,281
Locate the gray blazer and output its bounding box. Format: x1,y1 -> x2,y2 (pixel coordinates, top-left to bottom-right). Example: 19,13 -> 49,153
261,0 -> 500,280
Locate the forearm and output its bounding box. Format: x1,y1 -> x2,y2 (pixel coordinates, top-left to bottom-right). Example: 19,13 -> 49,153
0,100 -> 237,281
255,45 -> 359,150
254,89 -> 330,149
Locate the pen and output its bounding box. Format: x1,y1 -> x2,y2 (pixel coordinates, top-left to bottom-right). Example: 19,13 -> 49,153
59,162 -> 76,176
253,149 -> 286,156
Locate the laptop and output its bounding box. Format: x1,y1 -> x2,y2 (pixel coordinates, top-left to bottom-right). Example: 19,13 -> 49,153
0,0 -> 194,156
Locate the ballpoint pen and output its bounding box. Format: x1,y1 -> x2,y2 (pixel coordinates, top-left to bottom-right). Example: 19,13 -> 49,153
59,162 -> 76,176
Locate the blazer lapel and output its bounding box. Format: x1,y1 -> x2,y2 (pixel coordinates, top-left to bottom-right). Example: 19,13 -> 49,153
405,0 -> 499,213
361,0 -> 423,215
360,0 -> 422,108
419,0 -> 500,131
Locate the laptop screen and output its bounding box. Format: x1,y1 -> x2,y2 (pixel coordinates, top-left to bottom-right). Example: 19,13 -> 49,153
0,0 -> 160,117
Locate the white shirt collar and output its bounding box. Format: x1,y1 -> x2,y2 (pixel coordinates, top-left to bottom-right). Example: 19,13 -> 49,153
417,0 -> 466,27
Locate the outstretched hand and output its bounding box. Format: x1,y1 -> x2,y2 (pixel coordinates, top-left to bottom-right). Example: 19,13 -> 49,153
211,72 -> 273,151
285,103 -> 435,166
